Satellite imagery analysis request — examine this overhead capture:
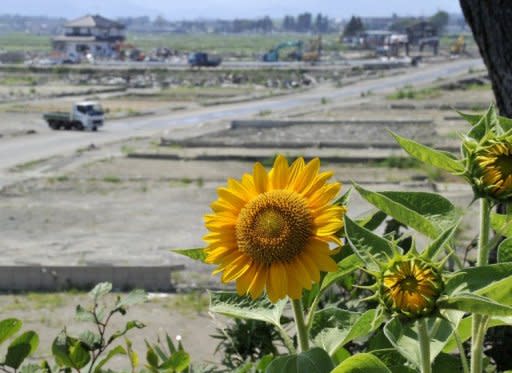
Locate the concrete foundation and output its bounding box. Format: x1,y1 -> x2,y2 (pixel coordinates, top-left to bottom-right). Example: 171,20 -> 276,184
0,265 -> 184,292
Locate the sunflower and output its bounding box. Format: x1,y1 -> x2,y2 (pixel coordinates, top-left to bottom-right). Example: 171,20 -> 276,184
204,155 -> 346,302
475,142 -> 512,199
380,259 -> 443,318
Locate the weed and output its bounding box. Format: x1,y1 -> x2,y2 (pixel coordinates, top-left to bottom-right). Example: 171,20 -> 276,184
258,109 -> 272,117
387,85 -> 441,100
321,97 -> 328,105
121,145 -> 136,155
375,156 -> 421,169
103,175 -> 122,183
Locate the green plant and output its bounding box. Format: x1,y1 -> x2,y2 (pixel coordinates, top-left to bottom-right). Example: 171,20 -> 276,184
0,318 -> 39,372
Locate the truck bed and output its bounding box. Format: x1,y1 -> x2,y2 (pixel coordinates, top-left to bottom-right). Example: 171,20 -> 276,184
43,112 -> 71,121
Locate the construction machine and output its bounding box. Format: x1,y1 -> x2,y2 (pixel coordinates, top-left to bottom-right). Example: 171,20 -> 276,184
303,36 -> 322,63
262,41 -> 304,62
450,35 -> 466,55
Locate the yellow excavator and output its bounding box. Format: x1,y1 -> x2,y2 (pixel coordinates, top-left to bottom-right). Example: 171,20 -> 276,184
450,35 -> 466,55
303,36 -> 322,63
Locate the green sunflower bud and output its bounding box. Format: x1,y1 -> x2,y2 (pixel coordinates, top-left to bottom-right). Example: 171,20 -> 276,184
379,258 -> 443,319
468,140 -> 512,201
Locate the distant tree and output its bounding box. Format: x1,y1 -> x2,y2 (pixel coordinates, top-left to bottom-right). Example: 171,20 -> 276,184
154,15 -> 168,28
343,16 -> 365,37
388,17 -> 415,33
297,12 -> 312,32
315,13 -> 329,33
430,10 -> 449,34
283,15 -> 296,31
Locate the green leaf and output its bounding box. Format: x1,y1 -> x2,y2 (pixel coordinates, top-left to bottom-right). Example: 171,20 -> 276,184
89,282 -> 112,301
320,254 -> 362,293
390,132 -> 464,173
0,318 -> 22,345
159,350 -> 190,372
331,353 -> 391,373
355,185 -> 458,238
166,334 -> 177,355
490,213 -> 512,237
443,315 -> 512,352
5,331 -> 39,369
75,305 -> 96,322
422,221 -> 459,259
19,363 -> 42,373
116,289 -> 147,308
94,345 -> 127,373
146,344 -> 159,368
108,321 -> 145,343
383,316 -> 455,368
209,291 -> 286,328
311,309 -> 379,356
173,248 -> 207,263
52,333 -> 91,369
457,110 -> 483,126
265,347 -> 334,373
437,293 -> 512,316
370,349 -> 416,373
467,105 -> 496,141
444,263 -> 512,305
498,237 -> 512,263
359,210 -> 388,231
344,215 -> 394,270
78,330 -> 101,350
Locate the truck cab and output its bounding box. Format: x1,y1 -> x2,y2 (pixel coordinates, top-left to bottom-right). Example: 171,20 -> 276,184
72,102 -> 104,130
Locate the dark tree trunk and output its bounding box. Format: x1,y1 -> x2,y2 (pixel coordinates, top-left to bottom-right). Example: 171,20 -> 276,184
459,0 -> 512,116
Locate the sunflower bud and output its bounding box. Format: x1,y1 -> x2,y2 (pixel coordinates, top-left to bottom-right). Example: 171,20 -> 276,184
379,258 -> 443,319
468,140 -> 512,201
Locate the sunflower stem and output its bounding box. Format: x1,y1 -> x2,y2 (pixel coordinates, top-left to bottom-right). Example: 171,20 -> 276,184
417,318 -> 431,373
291,298 -> 309,353
454,330 -> 470,373
477,198 -> 491,266
471,198 -> 492,373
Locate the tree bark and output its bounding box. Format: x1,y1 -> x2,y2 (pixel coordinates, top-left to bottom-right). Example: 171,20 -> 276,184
459,0 -> 512,116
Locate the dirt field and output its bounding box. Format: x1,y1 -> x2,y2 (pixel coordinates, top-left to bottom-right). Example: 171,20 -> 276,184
0,60 -> 491,366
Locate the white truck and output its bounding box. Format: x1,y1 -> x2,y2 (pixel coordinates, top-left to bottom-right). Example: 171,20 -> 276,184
43,101 -> 104,131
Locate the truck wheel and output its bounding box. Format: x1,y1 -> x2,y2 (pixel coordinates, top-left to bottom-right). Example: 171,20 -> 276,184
74,122 -> 84,131
92,126 -> 97,132
64,124 -> 72,130
48,121 -> 57,130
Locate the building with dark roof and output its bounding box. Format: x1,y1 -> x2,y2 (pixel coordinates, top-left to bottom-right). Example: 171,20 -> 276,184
52,14 -> 125,58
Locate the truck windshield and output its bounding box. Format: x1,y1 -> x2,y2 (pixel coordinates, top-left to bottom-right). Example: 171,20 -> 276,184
77,104 -> 104,115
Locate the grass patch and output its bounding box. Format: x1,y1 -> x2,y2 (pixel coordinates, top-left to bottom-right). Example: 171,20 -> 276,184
0,32 -> 51,52
121,145 -> 136,155
103,175 -> 122,183
387,85 -> 442,100
374,156 -> 422,169
159,292 -> 209,314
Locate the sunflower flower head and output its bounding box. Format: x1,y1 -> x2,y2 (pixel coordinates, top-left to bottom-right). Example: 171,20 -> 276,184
470,139 -> 512,201
379,257 -> 443,319
204,155 -> 347,302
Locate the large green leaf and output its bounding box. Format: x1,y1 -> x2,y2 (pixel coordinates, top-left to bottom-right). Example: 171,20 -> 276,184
354,185 -> 458,238
209,291 -> 286,328
4,331 -> 39,369
383,316 -> 454,368
173,248 -> 207,263
444,263 -> 512,305
311,309 -> 378,356
391,132 -> 464,173
498,237 -> 512,263
443,315 -> 512,353
265,347 -> 334,373
0,319 -> 22,345
344,215 -> 394,271
437,293 -> 512,316
457,110 -> 483,126
331,353 -> 391,373
320,254 -> 362,293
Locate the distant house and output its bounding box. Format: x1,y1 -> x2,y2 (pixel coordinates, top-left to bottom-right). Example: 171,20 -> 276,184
52,14 -> 125,58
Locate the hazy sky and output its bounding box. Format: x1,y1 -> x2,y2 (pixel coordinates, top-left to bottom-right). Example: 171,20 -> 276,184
2,0 -> 462,19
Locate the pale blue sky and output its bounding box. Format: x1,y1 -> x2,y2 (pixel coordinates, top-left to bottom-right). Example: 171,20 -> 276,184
2,0 -> 462,19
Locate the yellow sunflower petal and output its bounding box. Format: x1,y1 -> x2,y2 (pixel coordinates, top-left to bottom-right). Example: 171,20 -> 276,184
253,162 -> 268,194
270,155 -> 290,190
